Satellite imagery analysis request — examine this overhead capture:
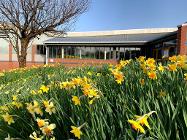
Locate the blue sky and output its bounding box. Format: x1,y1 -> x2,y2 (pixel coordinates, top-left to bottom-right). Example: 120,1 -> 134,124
73,0 -> 187,31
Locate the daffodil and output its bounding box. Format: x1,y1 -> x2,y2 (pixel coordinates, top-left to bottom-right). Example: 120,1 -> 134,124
60,81 -> 75,89
146,58 -> 155,66
147,71 -> 157,80
41,123 -> 56,136
96,73 -> 101,77
169,55 -> 177,62
43,100 -> 56,115
158,64 -> 164,72
12,101 -> 23,109
40,85 -> 49,93
135,115 -> 150,129
0,105 -> 9,112
26,100 -> 43,116
184,73 -> 187,81
148,64 -> 156,71
128,120 -> 145,134
88,96 -> 100,105
128,111 -> 156,133
71,77 -> 82,86
29,131 -> 43,140
168,64 -> 177,72
30,90 -> 37,95
137,56 -> 146,62
135,111 -> 156,129
2,113 -> 15,125
72,96 -> 81,105
111,69 -> 124,84
36,118 -> 49,128
70,126 -> 83,139
12,95 -> 18,101
87,88 -> 98,98
87,71 -> 92,76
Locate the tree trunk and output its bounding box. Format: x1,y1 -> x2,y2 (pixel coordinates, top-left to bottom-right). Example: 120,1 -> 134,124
17,39 -> 29,68
18,55 -> 27,68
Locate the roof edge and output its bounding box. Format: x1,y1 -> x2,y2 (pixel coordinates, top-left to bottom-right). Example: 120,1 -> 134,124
67,28 -> 177,37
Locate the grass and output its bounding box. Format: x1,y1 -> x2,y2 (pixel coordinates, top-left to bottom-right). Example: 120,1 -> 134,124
0,55 -> 186,140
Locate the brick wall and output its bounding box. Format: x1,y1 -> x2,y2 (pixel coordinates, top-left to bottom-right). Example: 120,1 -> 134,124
0,61 -> 44,71
49,58 -> 118,65
0,59 -> 118,71
178,24 -> 187,55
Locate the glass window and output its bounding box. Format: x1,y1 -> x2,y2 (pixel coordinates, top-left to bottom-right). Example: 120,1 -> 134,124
0,39 -> 9,54
37,45 -> 46,55
48,46 -> 62,58
64,46 -> 77,58
47,46 -> 130,60
163,49 -> 169,57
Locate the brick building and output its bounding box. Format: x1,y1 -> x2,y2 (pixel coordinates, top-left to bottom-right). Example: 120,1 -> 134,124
0,23 -> 187,70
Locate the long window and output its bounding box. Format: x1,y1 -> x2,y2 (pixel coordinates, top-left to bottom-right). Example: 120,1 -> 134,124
49,46 -> 62,58
47,46 -> 140,60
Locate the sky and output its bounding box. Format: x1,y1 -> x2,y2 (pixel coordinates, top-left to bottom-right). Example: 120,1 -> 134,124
73,0 -> 187,32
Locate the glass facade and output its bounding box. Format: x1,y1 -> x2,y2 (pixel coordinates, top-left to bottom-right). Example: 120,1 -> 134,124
49,46 -> 61,58
43,45 -> 140,60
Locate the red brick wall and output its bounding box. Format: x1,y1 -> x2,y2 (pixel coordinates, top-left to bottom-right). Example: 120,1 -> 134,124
0,62 -> 44,71
32,44 -> 37,62
178,24 -> 187,55
0,59 -> 118,71
49,58 -> 118,65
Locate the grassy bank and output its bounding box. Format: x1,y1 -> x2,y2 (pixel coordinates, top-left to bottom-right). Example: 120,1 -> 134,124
0,55 -> 186,140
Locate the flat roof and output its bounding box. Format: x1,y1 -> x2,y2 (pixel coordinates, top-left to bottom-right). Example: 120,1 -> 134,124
44,28 -> 177,45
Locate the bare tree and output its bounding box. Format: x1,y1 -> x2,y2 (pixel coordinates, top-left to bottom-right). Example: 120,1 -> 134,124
0,0 -> 89,67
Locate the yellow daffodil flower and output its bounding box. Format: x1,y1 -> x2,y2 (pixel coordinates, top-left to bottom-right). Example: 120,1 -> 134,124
112,69 -> 124,84
169,55 -> 177,62
30,90 -> 37,95
12,101 -> 23,109
43,101 -> 56,115
87,71 -> 92,76
70,126 -> 83,139
29,131 -> 43,140
158,64 -> 164,72
146,58 -> 155,66
168,64 -> 177,72
184,73 -> 187,81
40,85 -> 49,93
36,118 -> 49,128
147,71 -> 157,80
72,96 -> 81,106
71,77 -> 82,86
137,56 -> 146,62
26,100 -> 43,116
128,120 -> 145,134
12,95 -> 18,101
41,123 -> 56,136
2,113 -> 15,125
135,111 -> 156,129
128,111 -> 156,134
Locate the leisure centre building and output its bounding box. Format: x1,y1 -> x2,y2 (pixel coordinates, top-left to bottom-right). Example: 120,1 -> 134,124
0,23 -> 187,70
